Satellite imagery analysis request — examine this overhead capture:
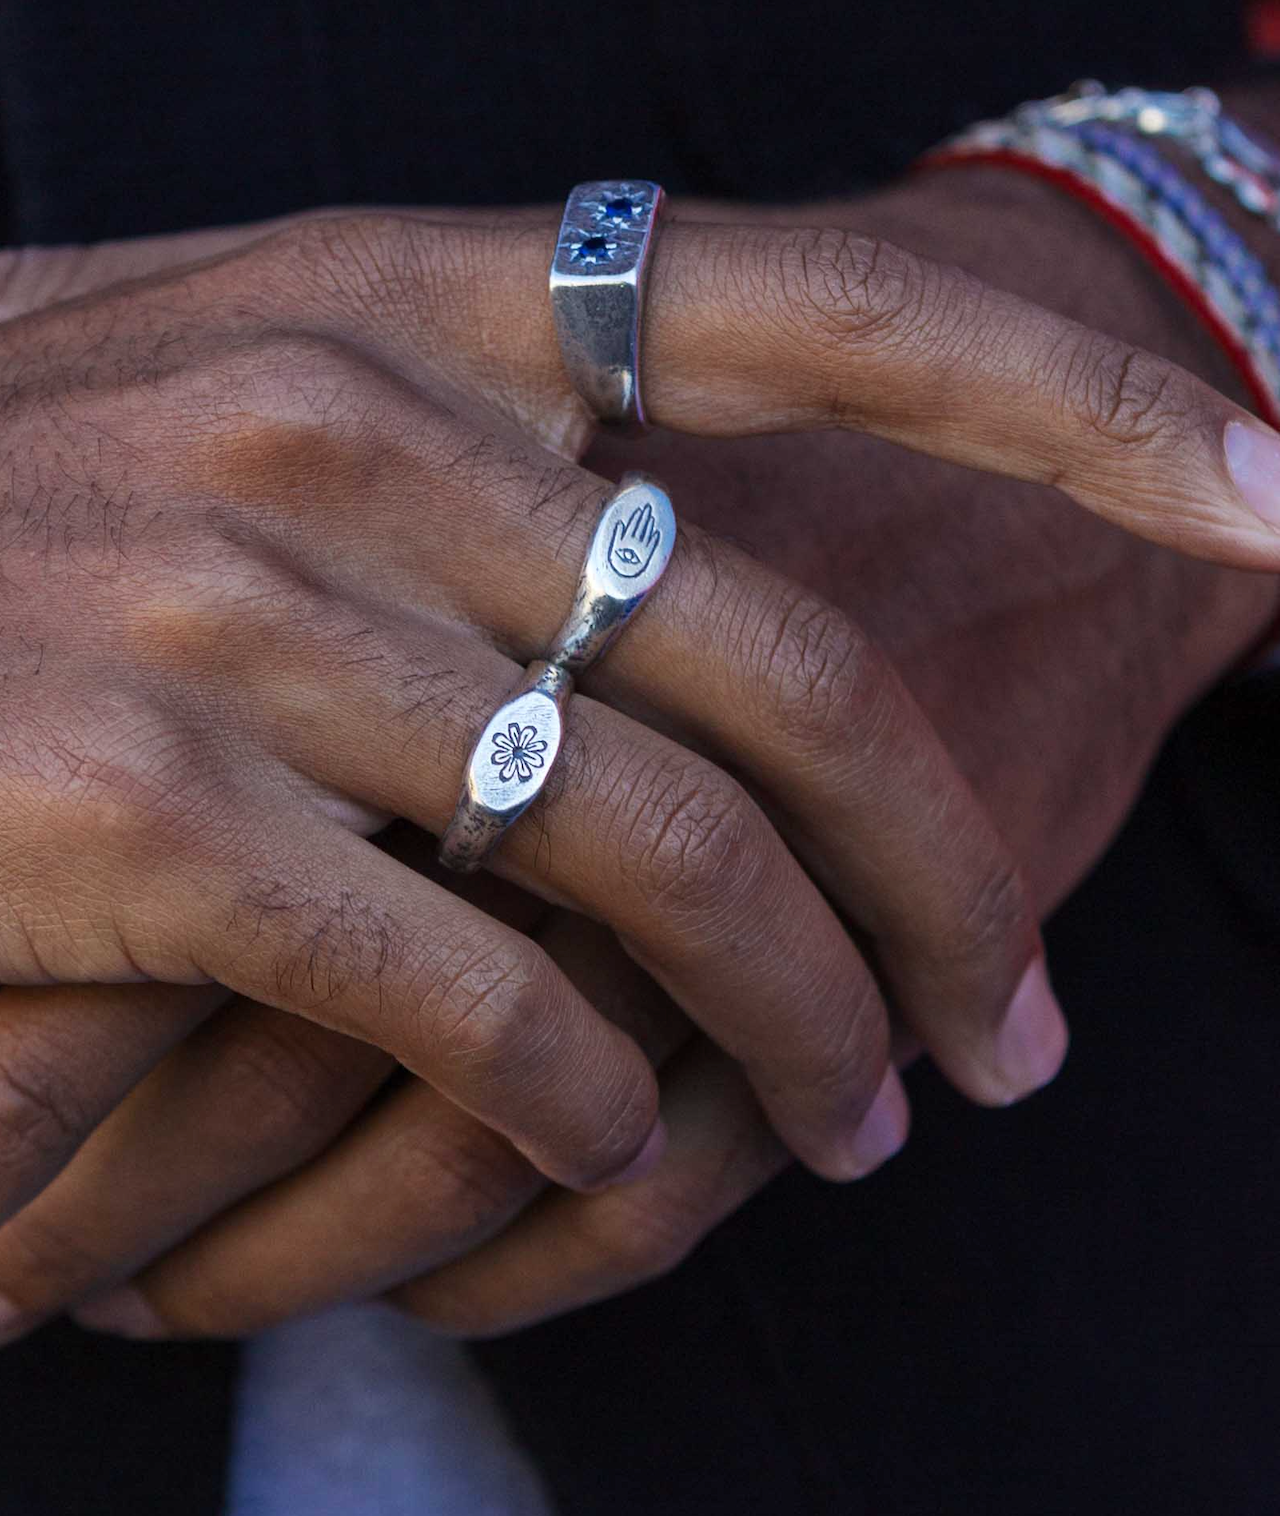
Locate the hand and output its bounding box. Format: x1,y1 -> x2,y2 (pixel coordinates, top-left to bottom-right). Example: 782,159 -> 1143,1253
0,203 -> 1085,1237
48,371 -> 1274,1341
0,175 -> 1277,1342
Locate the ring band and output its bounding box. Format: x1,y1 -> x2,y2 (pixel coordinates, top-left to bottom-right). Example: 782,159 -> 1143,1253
437,472 -> 676,874
549,180 -> 666,428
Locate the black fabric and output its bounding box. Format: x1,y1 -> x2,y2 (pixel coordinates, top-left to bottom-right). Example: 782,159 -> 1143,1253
0,1321 -> 235,1516
0,3 -> 1270,1513
476,674 -> 1280,1514
0,1 -> 1246,243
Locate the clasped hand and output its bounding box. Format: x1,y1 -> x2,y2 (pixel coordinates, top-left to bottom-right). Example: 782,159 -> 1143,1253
0,199 -> 1270,1339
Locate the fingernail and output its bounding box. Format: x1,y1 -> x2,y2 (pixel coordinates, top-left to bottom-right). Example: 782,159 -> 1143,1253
847,1067 -> 911,1179
0,1292 -> 35,1347
72,1286 -> 166,1340
1224,420 -> 1280,529
594,1117 -> 668,1190
993,958 -> 1069,1103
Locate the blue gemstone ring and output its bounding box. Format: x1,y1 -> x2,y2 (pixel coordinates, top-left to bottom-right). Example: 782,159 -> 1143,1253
549,180 -> 667,429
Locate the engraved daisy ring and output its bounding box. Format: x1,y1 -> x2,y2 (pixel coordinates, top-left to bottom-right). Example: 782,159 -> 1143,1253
437,472 -> 676,873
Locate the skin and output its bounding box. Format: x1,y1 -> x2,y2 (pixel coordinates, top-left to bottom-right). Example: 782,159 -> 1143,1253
0,162 -> 1275,1342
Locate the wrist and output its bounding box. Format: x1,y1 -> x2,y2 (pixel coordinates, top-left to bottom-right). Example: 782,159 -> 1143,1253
853,164 -> 1280,713
864,164 -> 1252,401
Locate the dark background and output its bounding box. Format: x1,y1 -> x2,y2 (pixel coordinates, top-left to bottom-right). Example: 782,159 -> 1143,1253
0,0 -> 1246,242
0,4 -> 1275,1513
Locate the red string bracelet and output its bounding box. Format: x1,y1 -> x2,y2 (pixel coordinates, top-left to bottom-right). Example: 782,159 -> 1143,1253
916,144 -> 1280,671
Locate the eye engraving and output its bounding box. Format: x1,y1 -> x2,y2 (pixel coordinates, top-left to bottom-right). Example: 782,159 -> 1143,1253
490,722 -> 549,785
606,501 -> 663,580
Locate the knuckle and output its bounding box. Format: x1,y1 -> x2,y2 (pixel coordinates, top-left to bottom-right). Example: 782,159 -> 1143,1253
1055,334 -> 1185,451
750,588 -> 876,748
208,1012 -> 367,1154
575,1186 -> 705,1284
786,974 -> 889,1117
935,851 -> 1030,975
0,1206 -> 109,1312
271,211 -> 445,336
621,753 -> 760,918
35,715 -> 235,880
381,1119 -> 534,1235
123,557 -> 308,679
778,227 -> 930,351
405,934 -> 544,1072
269,212 -> 399,291
198,327 -> 398,441
565,1074 -> 660,1192
240,326 -> 370,397
767,227 -> 978,425
0,1035 -> 87,1188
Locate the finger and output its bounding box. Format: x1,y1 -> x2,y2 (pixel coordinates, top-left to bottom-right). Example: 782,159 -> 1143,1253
88,799 -> 665,1194
290,212 -> 1280,568
652,223 -> 1280,568
240,608 -> 897,1179
75,1085 -> 540,1339
241,394 -> 1063,1108
0,202 -> 563,321
0,999 -> 390,1339
18,209 -> 1280,567
67,917 -> 687,1339
0,982 -> 226,1233
172,364 -> 1006,1152
390,1047 -> 804,1337
72,1052 -> 904,1344
0,848 -> 550,1337
585,531 -> 1067,1107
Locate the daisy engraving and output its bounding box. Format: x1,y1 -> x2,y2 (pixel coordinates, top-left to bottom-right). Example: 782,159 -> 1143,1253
490,722 -> 549,784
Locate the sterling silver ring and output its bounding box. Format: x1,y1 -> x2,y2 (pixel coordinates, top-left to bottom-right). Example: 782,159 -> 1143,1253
549,180 -> 667,428
437,473 -> 676,874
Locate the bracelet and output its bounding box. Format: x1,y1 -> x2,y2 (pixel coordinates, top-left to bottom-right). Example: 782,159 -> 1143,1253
918,82 -> 1280,427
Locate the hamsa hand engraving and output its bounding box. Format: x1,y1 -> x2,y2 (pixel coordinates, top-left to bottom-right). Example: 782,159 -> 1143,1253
606,500 -> 663,580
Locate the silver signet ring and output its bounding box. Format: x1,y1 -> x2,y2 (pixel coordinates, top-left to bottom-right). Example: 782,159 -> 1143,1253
438,473 -> 675,874
549,180 -> 666,429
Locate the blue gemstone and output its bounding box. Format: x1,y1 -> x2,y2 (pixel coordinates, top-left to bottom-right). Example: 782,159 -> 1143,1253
573,234 -> 613,262
603,196 -> 636,222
